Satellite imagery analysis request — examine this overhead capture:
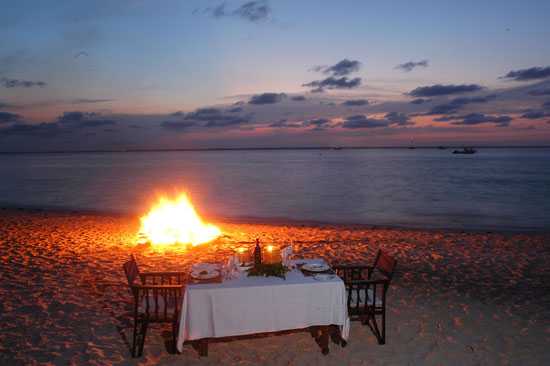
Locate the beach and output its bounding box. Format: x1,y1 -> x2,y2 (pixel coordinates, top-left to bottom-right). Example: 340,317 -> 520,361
1,208 -> 549,365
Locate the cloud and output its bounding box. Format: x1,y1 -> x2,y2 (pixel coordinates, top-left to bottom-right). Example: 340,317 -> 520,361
528,88 -> 550,96
501,66 -> 550,81
71,98 -> 114,104
449,113 -> 512,127
291,95 -> 306,101
544,101 -> 550,109
341,115 -> 390,129
395,60 -> 429,72
0,123 -> 66,137
184,107 -> 251,128
320,59 -> 361,77
161,121 -> 195,130
0,111 -> 21,124
384,112 -> 412,126
342,99 -> 369,106
268,119 -> 302,128
410,98 -> 430,104
521,110 -> 549,119
1,77 -> 46,88
203,1 -> 271,23
248,93 -> 286,104
57,111 -> 116,128
426,95 -> 496,115
409,84 -> 484,97
303,76 -> 362,93
304,118 -> 332,130
234,1 -> 271,22
227,106 -> 243,112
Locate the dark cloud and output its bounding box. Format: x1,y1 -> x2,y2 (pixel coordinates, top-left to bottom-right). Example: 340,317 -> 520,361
71,98 -> 114,104
528,88 -> 550,96
395,60 -> 429,72
304,118 -> 331,130
341,115 -> 390,129
248,93 -> 286,105
0,123 -> 65,137
501,66 -> 550,81
426,95 -> 496,115
521,110 -> 549,119
203,1 -> 271,23
0,111 -> 21,124
409,84 -> 484,97
450,113 -> 512,127
184,107 -> 251,128
320,59 -> 361,77
384,112 -> 411,126
234,1 -> 271,22
171,111 -> 185,117
342,99 -> 369,106
291,95 -> 306,101
57,111 -> 116,128
544,101 -> 550,109
268,119 -> 302,128
161,121 -> 195,130
303,77 -> 362,93
1,77 -> 46,88
228,106 -> 244,112
410,98 -> 430,104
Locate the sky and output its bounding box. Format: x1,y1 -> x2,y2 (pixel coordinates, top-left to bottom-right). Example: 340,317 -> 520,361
1,0 -> 550,151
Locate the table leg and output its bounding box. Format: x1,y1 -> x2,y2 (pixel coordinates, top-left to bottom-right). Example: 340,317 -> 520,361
198,339 -> 208,357
319,326 -> 329,355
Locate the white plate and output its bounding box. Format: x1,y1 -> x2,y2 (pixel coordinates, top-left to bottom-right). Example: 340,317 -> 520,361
239,265 -> 253,271
313,274 -> 336,281
302,263 -> 330,272
191,269 -> 220,280
192,263 -> 219,271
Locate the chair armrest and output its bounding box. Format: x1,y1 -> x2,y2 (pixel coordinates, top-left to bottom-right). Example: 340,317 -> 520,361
332,264 -> 373,282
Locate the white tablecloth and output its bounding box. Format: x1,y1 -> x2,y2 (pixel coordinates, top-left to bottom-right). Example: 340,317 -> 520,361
176,259 -> 349,352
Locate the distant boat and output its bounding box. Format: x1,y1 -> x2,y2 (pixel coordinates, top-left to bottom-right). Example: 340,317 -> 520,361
452,147 -> 476,154
437,146 -> 447,150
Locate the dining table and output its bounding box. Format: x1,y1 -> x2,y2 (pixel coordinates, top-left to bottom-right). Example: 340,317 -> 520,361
176,258 -> 350,356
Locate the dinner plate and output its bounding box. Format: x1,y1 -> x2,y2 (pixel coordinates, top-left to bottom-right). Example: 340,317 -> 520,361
301,263 -> 330,272
191,269 -> 220,280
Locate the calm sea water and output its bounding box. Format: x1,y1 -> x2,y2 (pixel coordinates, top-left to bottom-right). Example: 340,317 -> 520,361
1,148 -> 549,231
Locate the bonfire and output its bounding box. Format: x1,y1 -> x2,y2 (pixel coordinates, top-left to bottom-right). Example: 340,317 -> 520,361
138,193 -> 221,248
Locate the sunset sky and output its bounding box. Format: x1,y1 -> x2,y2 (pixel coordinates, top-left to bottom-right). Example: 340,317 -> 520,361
1,0 -> 550,151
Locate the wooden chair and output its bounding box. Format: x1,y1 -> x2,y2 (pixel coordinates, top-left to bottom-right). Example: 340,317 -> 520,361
333,249 -> 397,344
123,255 -> 187,357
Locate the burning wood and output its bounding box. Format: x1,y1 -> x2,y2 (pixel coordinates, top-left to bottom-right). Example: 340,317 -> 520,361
138,193 -> 221,247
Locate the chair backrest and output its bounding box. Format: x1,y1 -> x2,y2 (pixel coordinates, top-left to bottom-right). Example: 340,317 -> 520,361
123,254 -> 140,286
372,250 -> 397,281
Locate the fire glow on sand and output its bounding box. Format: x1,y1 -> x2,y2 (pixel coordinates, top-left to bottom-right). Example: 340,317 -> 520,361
138,193 -> 221,248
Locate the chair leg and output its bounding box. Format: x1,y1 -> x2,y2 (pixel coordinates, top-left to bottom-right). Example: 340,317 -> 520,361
380,309 -> 386,345
172,321 -> 179,354
138,319 -> 149,357
131,317 -> 139,358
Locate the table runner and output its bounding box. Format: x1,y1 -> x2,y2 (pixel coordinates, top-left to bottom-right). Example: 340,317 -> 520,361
176,259 -> 349,352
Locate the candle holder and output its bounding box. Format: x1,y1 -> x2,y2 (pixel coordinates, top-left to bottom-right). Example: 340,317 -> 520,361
263,245 -> 281,264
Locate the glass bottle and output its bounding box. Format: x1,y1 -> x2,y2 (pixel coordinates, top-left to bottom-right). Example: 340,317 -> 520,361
253,238 -> 262,267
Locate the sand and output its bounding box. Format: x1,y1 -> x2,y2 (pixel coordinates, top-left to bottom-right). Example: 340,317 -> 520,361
0,208 -> 549,365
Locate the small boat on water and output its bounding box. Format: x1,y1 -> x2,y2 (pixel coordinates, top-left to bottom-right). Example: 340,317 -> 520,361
452,147 -> 477,154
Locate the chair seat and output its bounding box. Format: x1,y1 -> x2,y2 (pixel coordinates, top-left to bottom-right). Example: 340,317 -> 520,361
348,288 -> 383,307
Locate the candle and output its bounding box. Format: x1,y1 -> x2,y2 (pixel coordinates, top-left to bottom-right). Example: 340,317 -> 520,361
264,245 -> 280,264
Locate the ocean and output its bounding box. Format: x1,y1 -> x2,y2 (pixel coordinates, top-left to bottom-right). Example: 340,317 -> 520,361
1,148 -> 549,231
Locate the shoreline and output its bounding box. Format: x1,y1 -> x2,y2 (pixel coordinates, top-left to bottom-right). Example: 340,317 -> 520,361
2,206 -> 549,235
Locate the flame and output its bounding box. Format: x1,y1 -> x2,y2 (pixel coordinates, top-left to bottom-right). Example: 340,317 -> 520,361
139,193 -> 221,247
